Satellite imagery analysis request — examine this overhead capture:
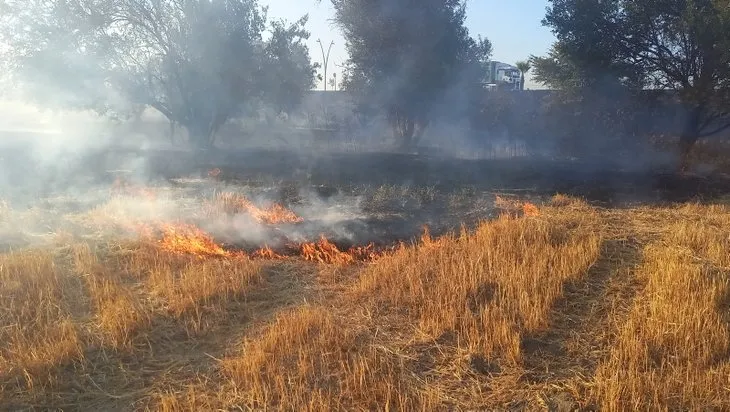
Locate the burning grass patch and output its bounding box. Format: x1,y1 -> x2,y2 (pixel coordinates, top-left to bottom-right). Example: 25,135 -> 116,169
299,235 -> 391,265
2,190 -> 730,410
204,191 -> 303,224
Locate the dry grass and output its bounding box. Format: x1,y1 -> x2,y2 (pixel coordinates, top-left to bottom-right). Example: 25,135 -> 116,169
1,195 -> 729,411
72,243 -> 149,349
355,206 -> 601,365
221,305 -> 420,411
592,206 -> 730,411
0,250 -> 84,390
0,230 -> 268,406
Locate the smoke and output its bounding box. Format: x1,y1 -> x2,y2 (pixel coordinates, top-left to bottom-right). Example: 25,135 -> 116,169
2,0 -> 718,257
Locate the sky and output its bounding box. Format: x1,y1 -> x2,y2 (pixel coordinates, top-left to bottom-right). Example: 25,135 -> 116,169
262,0 -> 556,90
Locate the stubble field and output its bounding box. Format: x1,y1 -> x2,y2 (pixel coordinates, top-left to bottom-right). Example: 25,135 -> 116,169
1,148 -> 729,411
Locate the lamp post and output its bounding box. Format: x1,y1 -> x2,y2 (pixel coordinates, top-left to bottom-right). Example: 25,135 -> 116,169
317,39 -> 334,91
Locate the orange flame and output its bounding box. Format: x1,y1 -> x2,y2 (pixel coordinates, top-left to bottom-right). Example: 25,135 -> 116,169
252,245 -> 284,260
522,202 -> 539,217
109,188 -> 392,264
209,192 -> 303,224
156,223 -> 238,258
495,195 -> 539,218
347,243 -> 382,262
300,236 -> 355,265
420,225 -> 447,248
299,236 -> 394,264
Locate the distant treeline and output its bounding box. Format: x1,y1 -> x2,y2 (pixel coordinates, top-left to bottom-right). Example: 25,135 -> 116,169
302,89 -> 730,156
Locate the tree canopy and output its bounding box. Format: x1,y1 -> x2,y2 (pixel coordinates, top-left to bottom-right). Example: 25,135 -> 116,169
533,0 -> 730,166
329,0 -> 492,148
0,0 -> 318,149
515,60 -> 531,91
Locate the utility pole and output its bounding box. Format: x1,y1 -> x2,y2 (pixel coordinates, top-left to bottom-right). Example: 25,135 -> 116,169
317,39 -> 334,91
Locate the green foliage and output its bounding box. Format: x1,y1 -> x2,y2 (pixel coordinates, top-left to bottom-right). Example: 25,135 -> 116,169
329,0 -> 492,146
515,60 -> 531,90
530,43 -> 587,92
0,0 -> 317,148
536,0 -> 730,146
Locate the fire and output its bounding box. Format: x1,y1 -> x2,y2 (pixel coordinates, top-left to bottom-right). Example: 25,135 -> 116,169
252,245 -> 284,260
301,236 -> 355,265
140,221 -> 283,260
131,220 -> 387,265
420,225 -> 446,248
299,236 -> 393,264
522,202 -> 539,217
106,181 -> 390,263
495,195 -> 539,218
209,192 -> 303,224
347,243 -> 383,261
157,222 -> 236,258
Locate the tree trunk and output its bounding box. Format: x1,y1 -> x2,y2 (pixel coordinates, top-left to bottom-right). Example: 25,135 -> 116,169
389,109 -> 429,152
185,123 -> 216,152
678,106 -> 702,173
389,110 -> 414,149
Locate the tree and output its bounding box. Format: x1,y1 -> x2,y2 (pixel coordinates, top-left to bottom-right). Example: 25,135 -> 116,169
329,0 -> 492,150
515,60 -> 531,91
0,0 -> 318,149
529,43 -> 589,92
538,0 -> 730,169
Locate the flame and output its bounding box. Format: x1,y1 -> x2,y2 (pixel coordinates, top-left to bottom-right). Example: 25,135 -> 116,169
104,184 -> 393,264
300,236 -> 355,265
252,245 -> 284,260
299,236 -> 393,264
208,192 -> 303,224
347,243 -> 382,261
522,202 -> 539,217
420,225 -> 446,248
495,195 -> 539,218
156,223 -> 237,258
132,221 -> 380,264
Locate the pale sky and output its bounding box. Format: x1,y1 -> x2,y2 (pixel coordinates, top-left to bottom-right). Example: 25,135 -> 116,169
262,0 -> 556,90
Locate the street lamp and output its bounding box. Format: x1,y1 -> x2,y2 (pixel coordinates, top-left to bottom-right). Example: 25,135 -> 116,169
317,39 -> 334,91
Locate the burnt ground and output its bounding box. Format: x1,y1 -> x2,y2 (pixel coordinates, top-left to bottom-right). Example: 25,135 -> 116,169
133,147 -> 730,204
3,143 -> 730,250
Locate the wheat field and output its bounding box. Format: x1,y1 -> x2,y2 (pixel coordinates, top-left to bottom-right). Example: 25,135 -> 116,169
1,193 -> 729,411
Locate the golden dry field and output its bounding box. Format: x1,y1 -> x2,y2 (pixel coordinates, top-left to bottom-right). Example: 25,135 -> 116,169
1,176 -> 729,411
